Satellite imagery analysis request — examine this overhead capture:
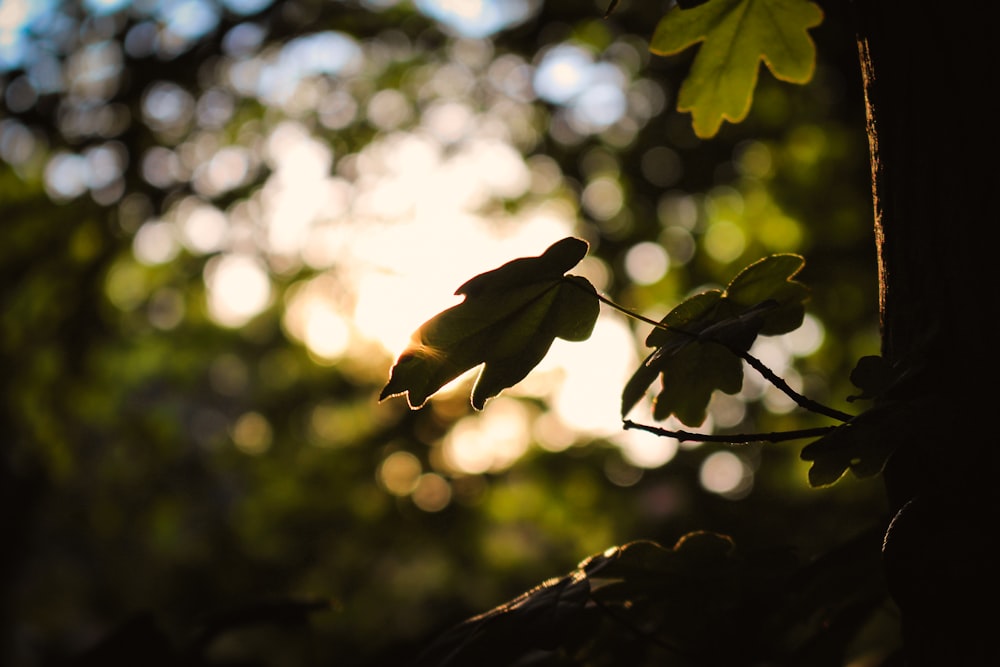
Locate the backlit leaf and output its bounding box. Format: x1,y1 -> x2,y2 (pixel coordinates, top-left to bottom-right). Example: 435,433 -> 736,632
650,0 -> 823,138
380,237 -> 599,410
622,254 -> 808,425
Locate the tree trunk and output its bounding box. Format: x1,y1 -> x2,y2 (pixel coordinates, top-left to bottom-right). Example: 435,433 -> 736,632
852,1 -> 999,663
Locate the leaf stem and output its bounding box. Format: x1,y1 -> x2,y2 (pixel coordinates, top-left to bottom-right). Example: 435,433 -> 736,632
590,290 -> 667,328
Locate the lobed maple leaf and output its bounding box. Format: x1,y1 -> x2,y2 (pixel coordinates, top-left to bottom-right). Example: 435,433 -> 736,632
622,254 -> 809,426
650,0 -> 823,138
379,237 -> 599,410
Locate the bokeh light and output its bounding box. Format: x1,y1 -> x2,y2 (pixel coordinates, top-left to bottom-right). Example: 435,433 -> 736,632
204,253 -> 273,327
415,0 -> 535,38
699,450 -> 753,499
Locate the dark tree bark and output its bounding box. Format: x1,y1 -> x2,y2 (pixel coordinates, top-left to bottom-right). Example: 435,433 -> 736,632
853,1 -> 1000,664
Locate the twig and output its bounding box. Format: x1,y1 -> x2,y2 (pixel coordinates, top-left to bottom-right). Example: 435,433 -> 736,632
623,419 -> 839,444
734,350 -> 853,422
568,280 -> 854,423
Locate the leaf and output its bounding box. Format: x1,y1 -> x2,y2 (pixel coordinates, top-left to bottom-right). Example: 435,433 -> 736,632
622,254 -> 808,425
799,401 -> 915,487
412,572 -> 592,667
588,533 -> 801,661
646,331 -> 745,425
846,354 -> 907,402
412,548 -> 623,667
380,237 -> 599,410
591,533 -> 739,599
413,532 -> 887,666
650,0 -> 824,138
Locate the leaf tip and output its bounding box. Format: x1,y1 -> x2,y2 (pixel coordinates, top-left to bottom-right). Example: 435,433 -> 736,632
543,236 -> 590,268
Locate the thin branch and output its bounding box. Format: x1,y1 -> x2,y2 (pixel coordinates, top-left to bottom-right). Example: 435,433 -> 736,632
623,419 -> 839,444
734,350 -> 854,422
567,280 -> 855,423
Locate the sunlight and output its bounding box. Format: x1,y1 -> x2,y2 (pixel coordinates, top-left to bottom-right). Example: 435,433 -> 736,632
194,145 -> 251,196
415,0 -> 534,38
0,0 -> 54,70
204,253 -> 272,327
176,199 -> 228,254
442,397 -> 532,474
699,450 -> 753,498
411,473 -> 452,512
544,315 -> 639,436
133,220 -> 181,266
231,411 -> 273,455
301,309 -> 351,363
534,45 -> 592,104
704,219 -> 746,263
615,427 -> 679,469
533,43 -> 628,133
581,176 -> 624,220
624,241 -> 670,285
94,13 -> 670,471
379,451 -> 422,496
282,276 -> 352,363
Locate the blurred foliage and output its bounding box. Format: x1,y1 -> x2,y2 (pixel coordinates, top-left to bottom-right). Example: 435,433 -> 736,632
1,1 -> 890,666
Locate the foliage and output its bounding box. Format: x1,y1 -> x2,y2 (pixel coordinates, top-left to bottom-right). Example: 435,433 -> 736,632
650,0 -> 824,138
380,238 -> 599,410
380,238 -> 898,658
622,253 -> 809,425
413,527 -> 890,666
0,0 -> 886,666
383,246 -> 812,423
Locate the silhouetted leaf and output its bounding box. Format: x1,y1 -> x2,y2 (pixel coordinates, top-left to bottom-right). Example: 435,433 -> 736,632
846,355 -> 898,402
591,533 -> 742,612
412,548 -> 621,667
587,534 -> 794,663
650,0 -> 823,137
413,528 -> 892,666
799,402 -> 913,486
623,254 -> 808,425
380,237 -> 599,410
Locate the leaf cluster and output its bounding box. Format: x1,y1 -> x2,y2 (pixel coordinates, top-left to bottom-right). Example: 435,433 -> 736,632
622,254 -> 809,426
381,240 -> 897,489
413,528 -> 890,666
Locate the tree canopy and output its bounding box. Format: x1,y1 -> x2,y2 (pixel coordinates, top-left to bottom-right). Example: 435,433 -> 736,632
1,1 -> 892,665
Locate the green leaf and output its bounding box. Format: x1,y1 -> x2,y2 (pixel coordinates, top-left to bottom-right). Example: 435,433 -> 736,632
622,254 -> 808,425
649,332 -> 745,425
650,0 -> 823,138
380,237 -> 599,410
